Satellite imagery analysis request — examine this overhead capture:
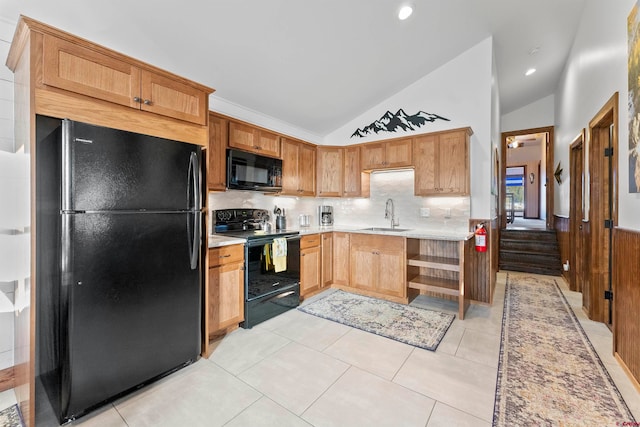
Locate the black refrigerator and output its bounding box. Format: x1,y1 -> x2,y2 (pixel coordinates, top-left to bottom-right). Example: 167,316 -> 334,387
36,116 -> 202,423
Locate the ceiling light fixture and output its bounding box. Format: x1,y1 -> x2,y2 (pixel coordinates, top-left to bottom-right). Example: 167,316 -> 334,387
525,68 -> 536,76
398,5 -> 414,20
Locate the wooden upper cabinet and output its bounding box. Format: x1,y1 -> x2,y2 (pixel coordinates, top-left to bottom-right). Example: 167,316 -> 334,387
228,121 -> 281,158
139,71 -> 208,125
317,146 -> 343,197
208,113 -> 228,191
42,34 -> 209,125
343,145 -> 369,198
281,137 -> 316,196
361,138 -> 412,170
414,128 -> 471,196
386,138 -> 412,168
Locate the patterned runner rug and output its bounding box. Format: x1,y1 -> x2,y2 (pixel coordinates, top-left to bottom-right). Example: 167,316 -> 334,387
0,405 -> 23,427
298,290 -> 454,351
494,273 -> 636,426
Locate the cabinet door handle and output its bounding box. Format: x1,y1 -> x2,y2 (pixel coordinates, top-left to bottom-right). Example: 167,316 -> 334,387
301,253 -> 306,257
143,99 -> 152,105
219,254 -> 231,258
133,97 -> 141,103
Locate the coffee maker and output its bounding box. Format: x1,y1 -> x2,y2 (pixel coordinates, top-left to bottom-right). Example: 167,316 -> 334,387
319,205 -> 334,226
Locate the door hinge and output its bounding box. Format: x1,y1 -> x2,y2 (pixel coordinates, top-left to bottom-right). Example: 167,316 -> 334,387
604,290 -> 614,301
604,219 -> 614,229
604,147 -> 614,157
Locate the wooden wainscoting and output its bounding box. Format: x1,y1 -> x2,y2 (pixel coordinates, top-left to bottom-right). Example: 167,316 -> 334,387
468,218 -> 496,304
612,227 -> 640,389
554,215 -> 570,285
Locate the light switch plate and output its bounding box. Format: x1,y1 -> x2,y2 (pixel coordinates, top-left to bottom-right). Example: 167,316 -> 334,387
419,208 -> 430,217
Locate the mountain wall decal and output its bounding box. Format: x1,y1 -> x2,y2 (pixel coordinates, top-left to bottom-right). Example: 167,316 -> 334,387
350,109 -> 450,138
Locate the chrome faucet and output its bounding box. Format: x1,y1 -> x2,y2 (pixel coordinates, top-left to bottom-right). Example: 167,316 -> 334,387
385,198 -> 396,228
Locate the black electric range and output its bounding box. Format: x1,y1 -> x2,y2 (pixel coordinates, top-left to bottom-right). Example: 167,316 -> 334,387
213,208 -> 300,328
213,208 -> 299,241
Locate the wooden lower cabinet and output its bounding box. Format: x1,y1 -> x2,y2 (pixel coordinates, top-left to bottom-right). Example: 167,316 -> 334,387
300,234 -> 322,298
321,233 -> 333,287
349,234 -> 406,302
333,232 -> 351,286
208,245 -> 244,335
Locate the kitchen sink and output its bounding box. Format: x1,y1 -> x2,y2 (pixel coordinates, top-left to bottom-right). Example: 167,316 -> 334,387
358,227 -> 411,232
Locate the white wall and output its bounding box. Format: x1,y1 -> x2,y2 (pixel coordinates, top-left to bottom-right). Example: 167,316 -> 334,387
491,44 -> 501,219
0,16 -> 19,372
324,38 -> 495,220
210,96 -> 324,145
555,0 -> 638,229
501,94 -> 555,133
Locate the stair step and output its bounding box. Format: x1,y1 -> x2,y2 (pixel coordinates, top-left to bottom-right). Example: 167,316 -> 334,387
499,261 -> 562,276
500,240 -> 559,252
500,229 -> 557,242
499,253 -> 561,266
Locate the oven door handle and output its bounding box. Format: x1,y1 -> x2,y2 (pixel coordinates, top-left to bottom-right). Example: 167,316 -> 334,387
258,290 -> 297,304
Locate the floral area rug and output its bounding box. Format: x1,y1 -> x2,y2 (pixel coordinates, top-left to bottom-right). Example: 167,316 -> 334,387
298,290 -> 454,351
0,405 -> 24,427
494,273 -> 636,426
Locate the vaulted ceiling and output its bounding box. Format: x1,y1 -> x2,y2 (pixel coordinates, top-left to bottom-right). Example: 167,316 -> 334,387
0,0 -> 586,137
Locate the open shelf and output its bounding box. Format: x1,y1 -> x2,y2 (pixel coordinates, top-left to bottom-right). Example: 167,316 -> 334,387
407,274 -> 459,296
407,255 -> 459,271
406,237 -> 471,319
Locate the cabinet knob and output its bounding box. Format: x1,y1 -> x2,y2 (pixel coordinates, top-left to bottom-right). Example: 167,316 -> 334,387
133,97 -> 141,103
143,99 -> 152,105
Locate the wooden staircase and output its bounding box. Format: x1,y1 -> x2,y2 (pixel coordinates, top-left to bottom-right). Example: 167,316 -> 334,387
499,229 -> 562,276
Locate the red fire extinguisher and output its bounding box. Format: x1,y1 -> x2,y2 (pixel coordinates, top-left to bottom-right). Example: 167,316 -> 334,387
475,224 -> 487,252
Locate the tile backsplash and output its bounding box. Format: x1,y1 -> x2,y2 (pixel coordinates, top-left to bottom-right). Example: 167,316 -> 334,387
208,170 -> 470,234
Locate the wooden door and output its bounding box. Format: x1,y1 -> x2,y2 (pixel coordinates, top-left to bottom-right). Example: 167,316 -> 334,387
321,233 -> 334,287
384,139 -> 412,168
569,132 -> 584,292
587,93 -> 618,327
208,114 -> 228,191
333,232 -> 351,286
361,142 -> 385,170
256,129 -> 281,158
438,131 -> 469,195
343,146 -> 369,197
317,147 -> 343,197
208,262 -> 244,332
300,245 -> 321,297
228,121 -> 257,152
413,134 -> 438,195
298,143 -> 316,196
281,138 -> 300,195
42,34 -> 140,109
140,70 -> 208,125
375,237 -> 406,298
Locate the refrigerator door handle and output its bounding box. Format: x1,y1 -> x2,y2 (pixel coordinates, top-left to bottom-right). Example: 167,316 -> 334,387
188,152 -> 200,270
189,211 -> 201,270
188,152 -> 201,210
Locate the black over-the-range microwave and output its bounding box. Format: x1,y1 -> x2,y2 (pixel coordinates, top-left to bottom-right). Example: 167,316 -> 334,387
226,148 -> 283,192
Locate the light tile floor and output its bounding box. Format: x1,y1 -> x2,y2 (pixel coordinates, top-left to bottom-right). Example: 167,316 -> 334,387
4,272 -> 640,426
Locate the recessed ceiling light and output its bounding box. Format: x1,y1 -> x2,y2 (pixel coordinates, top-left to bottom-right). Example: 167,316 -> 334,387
398,5 -> 414,20
525,68 -> 536,76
